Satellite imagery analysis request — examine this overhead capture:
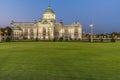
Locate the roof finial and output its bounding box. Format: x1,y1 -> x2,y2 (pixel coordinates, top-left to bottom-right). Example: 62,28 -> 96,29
48,0 -> 51,7
48,0 -> 51,9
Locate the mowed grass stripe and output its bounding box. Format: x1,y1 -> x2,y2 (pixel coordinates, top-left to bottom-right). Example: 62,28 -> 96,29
0,42 -> 120,80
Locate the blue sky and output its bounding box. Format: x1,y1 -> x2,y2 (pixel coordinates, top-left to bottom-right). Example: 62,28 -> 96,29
0,0 -> 120,33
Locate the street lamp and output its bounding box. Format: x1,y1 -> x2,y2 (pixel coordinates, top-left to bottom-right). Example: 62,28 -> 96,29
90,22 -> 94,42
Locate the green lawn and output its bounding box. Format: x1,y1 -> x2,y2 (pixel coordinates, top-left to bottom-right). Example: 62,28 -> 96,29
0,42 -> 120,80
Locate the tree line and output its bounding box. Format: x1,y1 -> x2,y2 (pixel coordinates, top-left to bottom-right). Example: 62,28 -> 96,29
0,26 -> 120,42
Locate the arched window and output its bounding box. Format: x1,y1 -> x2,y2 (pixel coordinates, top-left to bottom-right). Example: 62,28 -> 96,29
55,30 -> 59,37
43,27 -> 46,40
65,29 -> 68,40
24,29 -> 28,36
74,28 -> 79,40
30,28 -> 34,37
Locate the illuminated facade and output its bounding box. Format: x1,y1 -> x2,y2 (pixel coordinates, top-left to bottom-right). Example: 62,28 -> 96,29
11,6 -> 82,40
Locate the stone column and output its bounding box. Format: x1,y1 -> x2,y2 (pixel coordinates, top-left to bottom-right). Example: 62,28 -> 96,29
28,28 -> 30,39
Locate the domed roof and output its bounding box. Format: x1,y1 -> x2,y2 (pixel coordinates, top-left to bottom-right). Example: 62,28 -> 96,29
44,6 -> 55,14
72,21 -> 80,25
13,26 -> 22,30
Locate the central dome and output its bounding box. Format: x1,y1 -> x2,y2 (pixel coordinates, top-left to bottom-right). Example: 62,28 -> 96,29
44,6 -> 55,14
42,6 -> 56,20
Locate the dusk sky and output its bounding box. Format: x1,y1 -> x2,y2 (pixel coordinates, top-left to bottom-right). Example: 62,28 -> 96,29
0,0 -> 120,33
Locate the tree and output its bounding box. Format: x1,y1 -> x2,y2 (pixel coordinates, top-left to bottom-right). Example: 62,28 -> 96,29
35,38 -> 39,42
100,34 -> 104,42
4,26 -> 13,36
6,37 -> 11,42
111,32 -> 116,42
0,28 -> 4,36
59,37 -> 63,41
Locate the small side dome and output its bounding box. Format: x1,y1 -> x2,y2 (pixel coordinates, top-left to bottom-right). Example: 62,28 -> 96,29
72,21 -> 81,26
11,20 -> 14,24
13,26 -> 22,30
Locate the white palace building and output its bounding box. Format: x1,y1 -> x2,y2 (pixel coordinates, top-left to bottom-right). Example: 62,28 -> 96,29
10,6 -> 82,40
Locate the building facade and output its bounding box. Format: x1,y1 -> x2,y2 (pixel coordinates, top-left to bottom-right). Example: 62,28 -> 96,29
11,6 -> 82,40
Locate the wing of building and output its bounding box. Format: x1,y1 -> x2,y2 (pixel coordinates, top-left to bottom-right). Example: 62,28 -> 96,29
10,6 -> 82,40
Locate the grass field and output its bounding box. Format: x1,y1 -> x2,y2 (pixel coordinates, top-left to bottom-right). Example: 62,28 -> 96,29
0,42 -> 120,80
